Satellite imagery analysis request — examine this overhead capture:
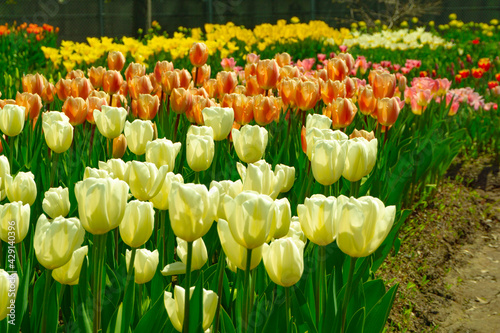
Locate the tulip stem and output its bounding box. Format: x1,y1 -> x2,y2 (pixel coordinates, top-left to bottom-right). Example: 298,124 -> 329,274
285,287 -> 291,333
125,247 -> 137,297
41,270 -> 53,333
213,251 -> 226,333
194,171 -> 200,184
341,257 -> 357,333
50,151 -> 59,187
93,233 -> 107,333
182,241 -> 193,333
349,180 -> 360,198
242,248 -> 253,332
173,114 -> 181,142
8,135 -> 15,173
160,210 -> 166,268
319,245 -> 327,328
194,67 -> 200,88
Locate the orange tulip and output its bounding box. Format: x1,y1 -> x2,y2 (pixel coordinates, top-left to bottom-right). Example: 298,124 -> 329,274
161,71 -> 180,95
253,95 -> 281,126
112,134 -> 127,158
275,52 -> 291,67
190,87 -> 209,99
89,90 -> 110,102
244,63 -> 258,80
222,93 -> 252,125
315,69 -> 328,82
192,64 -> 211,86
300,125 -> 307,154
62,96 -> 88,126
323,98 -> 357,129
216,71 -> 238,97
124,62 -> 146,82
55,78 -> 72,100
107,51 -> 126,71
279,65 -> 300,81
256,59 -> 279,90
371,72 -> 396,99
234,85 -> 246,95
154,60 -> 174,83
189,42 -> 209,67
397,75 -> 407,97
357,86 -> 377,115
66,69 -> 85,80
170,88 -> 193,114
86,95 -> 108,124
131,94 -> 160,120
0,99 -> 16,109
245,75 -> 264,96
350,129 -> 375,141
344,77 -> 356,98
326,58 -> 348,81
336,53 -> 355,72
203,79 -> 218,99
88,66 -> 106,89
43,82 -> 56,104
102,70 -> 124,95
186,95 -> 214,124
16,92 -> 42,120
111,94 -> 128,108
246,53 -> 260,64
71,77 -> 93,100
295,80 -> 320,111
278,78 -> 299,108
375,97 -> 401,126
320,79 -> 345,104
176,69 -> 192,89
22,73 -> 45,96
128,75 -> 153,99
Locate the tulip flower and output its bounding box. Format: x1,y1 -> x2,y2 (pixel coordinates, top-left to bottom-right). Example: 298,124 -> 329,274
371,72 -> 397,99
145,138 -> 182,171
320,79 -> 346,104
270,197 -> 292,240
256,59 -> 279,90
170,88 -> 193,114
107,51 -> 126,71
337,196 -> 396,257
42,113 -> 74,154
209,180 -> 243,220
218,218 -> 263,271
164,285 -> 218,332
295,80 -> 320,111
262,238 -> 305,287
223,191 -> 275,249
323,97 -> 357,129
62,96 -> 88,126
202,107 -> 235,141
189,42 -> 209,67
0,202 -> 30,244
186,127 -> 215,172
83,167 -> 112,179
311,139 -> 347,185
286,218 -> 307,243
124,119 -> 154,155
0,270 -> 18,321
74,177 -> 129,235
88,66 -> 106,88
124,161 -> 168,201
112,134 -> 128,158
55,78 -> 72,100
128,75 -> 153,100
119,200 -> 155,248
71,77 -> 93,100
326,58 -> 349,81
150,172 -> 184,210
22,73 -> 45,96
358,85 -> 377,115
342,137 -> 378,182
124,62 -> 146,82
161,71 -> 181,95
279,65 -> 300,80
222,93 -> 252,125
126,249 -> 159,284
275,164 -> 295,193
306,113 -> 332,131
305,128 -> 348,160
253,95 -> 281,126
350,129 -> 375,141
94,105 -> 128,139
5,171 -> 37,205
154,60 -> 174,83
102,70 -> 124,95
34,214 -> 85,270
297,194 -> 346,246
246,75 -> 265,96
86,95 -> 109,124
376,97 -> 401,126
232,125 -> 268,163
161,237 -> 208,276
0,104 -> 25,137
16,92 -> 42,120
0,155 -> 10,193
237,160 -> 285,200
98,158 -> 129,181
42,187 -> 70,219
216,71 -> 238,96
278,78 -> 298,107
192,64 -> 211,86
52,246 -> 88,285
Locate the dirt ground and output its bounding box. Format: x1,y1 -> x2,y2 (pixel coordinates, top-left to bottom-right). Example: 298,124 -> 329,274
380,153 -> 500,332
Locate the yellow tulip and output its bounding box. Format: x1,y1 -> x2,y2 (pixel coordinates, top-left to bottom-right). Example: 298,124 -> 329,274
119,200 -> 155,247
161,237 -> 207,276
186,129 -> 215,172
150,172 -> 184,210
201,106 -> 235,141
342,137 -> 378,182
0,104 -> 25,137
305,128 -> 348,160
0,202 -> 30,244
209,179 -> 243,220
52,246 -> 88,285
262,238 -> 305,287
305,113 -> 332,130
126,249 -> 159,284
42,187 -> 70,219
145,138 -> 182,172
123,119 -> 154,155
124,161 -> 168,201
98,159 -> 128,181
232,125 -> 268,163
275,164 -> 295,193
311,139 -> 347,185
83,166 -> 112,180
0,269 -> 18,321
237,160 -> 285,199
5,171 -> 37,205
42,113 -> 74,153
286,217 -> 307,243
270,198 -> 291,240
93,105 -> 128,139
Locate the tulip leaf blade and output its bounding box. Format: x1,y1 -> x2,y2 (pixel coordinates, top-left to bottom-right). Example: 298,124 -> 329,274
363,283 -> 398,333
46,282 -> 60,333
8,259 -> 31,333
346,307 -> 365,333
134,289 -> 168,332
188,270 -> 204,333
362,280 -> 386,314
220,307 -> 236,333
292,286 -> 318,333
120,275 -> 135,333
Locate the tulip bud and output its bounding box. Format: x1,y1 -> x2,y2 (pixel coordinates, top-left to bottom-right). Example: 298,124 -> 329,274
168,182 -> 219,242
74,177 -> 129,234
5,171 -> 37,205
223,191 -> 275,249
34,214 -> 85,269
41,112 -> 74,154
164,285 -> 218,332
98,158 -> 128,181
262,238 -> 305,287
16,92 -> 42,121
237,160 -> 285,200
342,137 -> 378,182
201,107 -> 235,141
119,200 -> 155,247
0,202 -> 30,244
311,139 -> 347,185
123,119 -> 154,155
0,104 -> 25,136
337,196 -> 396,257
0,270 -> 18,321
275,164 -> 295,193
256,59 -> 279,90
107,51 -> 126,71
232,125 -> 268,163
125,161 -> 169,201
52,246 -> 88,285
217,218 -> 263,271
186,127 -> 215,172
150,172 -> 184,210
42,187 -> 70,219
126,249 -> 159,284
112,134 -> 127,159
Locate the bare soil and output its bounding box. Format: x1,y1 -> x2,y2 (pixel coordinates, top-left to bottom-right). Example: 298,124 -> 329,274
380,153 -> 500,332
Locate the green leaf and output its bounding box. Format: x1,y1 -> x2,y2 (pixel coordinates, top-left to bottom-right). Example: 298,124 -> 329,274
135,291 -> 168,332
120,278 -> 135,332
292,286 -> 317,333
363,280 -> 386,314
188,270 -> 204,333
346,307 -> 365,333
46,282 -> 60,333
220,307 -> 237,333
364,284 -> 399,333
9,259 -> 31,333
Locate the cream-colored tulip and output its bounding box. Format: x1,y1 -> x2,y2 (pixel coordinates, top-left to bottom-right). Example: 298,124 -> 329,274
42,187 -> 70,219
83,167 -> 112,179
275,164 -> 295,193
150,172 -> 184,210
0,156 -> 9,191
161,237 -> 208,276
336,196 -> 396,257
262,238 -> 305,287
74,177 -> 129,235
42,116 -> 74,153
217,218 -> 263,271
286,217 -> 307,243
145,138 -> 182,171
124,161 -> 168,201
123,119 -> 154,155
164,285 -> 218,332
168,182 -> 219,242
202,106 -> 235,140
270,198 -> 292,240
52,246 -> 88,285
93,105 -> 127,139
0,104 -> 25,136
311,139 -> 347,186
209,179 -> 243,220
305,113 -> 332,130
34,214 -> 85,270
5,171 -> 37,205
0,202 -> 30,243
232,125 -> 268,163
126,249 -> 159,284
0,270 -> 18,321
237,160 -> 285,199
98,159 -> 128,181
186,131 -> 215,172
42,111 -> 70,124
223,191 -> 275,249
119,200 -> 154,248
342,137 -> 378,182
305,128 -> 348,160
186,125 -> 214,138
